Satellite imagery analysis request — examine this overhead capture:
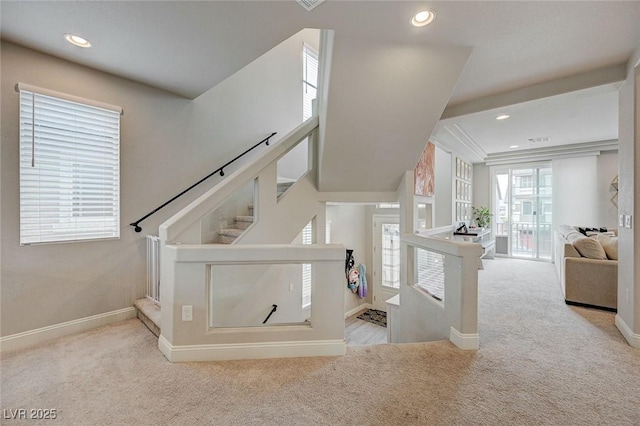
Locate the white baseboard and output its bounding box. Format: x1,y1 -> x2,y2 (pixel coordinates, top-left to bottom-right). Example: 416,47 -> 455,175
449,326 -> 479,350
158,335 -> 347,362
615,314 -> 640,349
0,307 -> 137,353
344,303 -> 372,319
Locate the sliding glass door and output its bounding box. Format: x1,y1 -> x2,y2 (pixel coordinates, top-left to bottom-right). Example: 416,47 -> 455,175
492,165 -> 552,260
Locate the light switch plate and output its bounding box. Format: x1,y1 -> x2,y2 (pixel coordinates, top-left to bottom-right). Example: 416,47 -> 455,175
619,215 -> 625,227
624,214 -> 633,229
182,305 -> 193,321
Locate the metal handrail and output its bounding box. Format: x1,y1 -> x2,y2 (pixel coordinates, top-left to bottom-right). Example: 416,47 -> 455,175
262,304 -> 278,324
130,132 -> 277,232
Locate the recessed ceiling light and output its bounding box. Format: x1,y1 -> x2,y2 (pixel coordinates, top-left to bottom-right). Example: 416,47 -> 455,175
412,10 -> 436,27
509,145 -> 519,149
496,114 -> 510,120
64,33 -> 91,48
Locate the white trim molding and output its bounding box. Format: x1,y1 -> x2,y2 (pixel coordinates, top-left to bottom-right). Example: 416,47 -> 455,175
0,307 -> 137,353
449,326 -> 480,350
158,335 -> 347,362
344,303 -> 372,319
615,315 -> 640,349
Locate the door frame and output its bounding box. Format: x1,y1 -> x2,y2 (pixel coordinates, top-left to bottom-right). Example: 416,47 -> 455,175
490,162 -> 553,260
372,214 -> 400,311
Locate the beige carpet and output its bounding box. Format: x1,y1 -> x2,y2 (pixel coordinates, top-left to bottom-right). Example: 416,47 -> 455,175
2,258 -> 639,425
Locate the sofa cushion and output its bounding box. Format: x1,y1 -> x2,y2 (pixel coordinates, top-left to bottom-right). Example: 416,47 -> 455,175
566,232 -> 586,244
595,234 -> 618,260
573,237 -> 607,260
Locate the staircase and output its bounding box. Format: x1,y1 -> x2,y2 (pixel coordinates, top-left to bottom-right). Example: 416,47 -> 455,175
217,205 -> 254,244
134,298 -> 161,337
134,182 -> 294,334
216,181 -> 292,244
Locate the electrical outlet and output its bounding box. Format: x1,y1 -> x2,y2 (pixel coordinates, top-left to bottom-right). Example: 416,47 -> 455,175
625,215 -> 633,229
182,305 -> 193,321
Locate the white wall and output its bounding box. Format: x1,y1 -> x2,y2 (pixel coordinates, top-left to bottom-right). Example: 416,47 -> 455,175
326,204 -> 371,315
596,151 -> 619,228
434,146 -> 453,227
320,35 -> 471,192
472,162 -> 491,212
553,156 -> 599,227
1,29 -> 318,337
616,43 -> 640,343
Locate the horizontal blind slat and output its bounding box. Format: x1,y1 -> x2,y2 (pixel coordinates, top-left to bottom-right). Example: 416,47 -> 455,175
19,87 -> 121,245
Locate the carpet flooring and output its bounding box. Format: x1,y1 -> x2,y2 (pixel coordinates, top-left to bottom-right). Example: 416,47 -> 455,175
2,258 -> 639,425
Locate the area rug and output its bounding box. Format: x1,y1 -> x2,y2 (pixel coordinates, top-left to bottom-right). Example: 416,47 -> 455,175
357,309 -> 387,328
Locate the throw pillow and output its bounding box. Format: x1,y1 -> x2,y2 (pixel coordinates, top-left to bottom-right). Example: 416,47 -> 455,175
595,234 -> 618,260
586,231 -> 616,237
573,237 -> 607,260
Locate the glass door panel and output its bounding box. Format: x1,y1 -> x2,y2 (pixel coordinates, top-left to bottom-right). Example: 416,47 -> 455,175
510,166 -> 552,260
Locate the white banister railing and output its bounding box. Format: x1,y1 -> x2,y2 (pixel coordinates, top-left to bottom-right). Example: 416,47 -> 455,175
146,235 -> 161,304
160,116 -> 319,244
158,243 -> 346,362
393,230 -> 482,350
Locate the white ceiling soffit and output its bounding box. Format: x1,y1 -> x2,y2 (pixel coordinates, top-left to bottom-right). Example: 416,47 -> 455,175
319,36 -> 471,193
483,140 -> 618,166
432,82 -> 621,163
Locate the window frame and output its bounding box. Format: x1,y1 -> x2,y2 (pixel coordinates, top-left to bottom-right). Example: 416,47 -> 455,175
18,83 -> 122,245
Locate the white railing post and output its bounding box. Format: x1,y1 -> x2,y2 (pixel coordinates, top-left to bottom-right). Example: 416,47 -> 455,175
146,235 -> 161,304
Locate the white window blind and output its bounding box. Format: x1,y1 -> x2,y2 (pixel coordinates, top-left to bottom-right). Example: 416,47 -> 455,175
416,248 -> 445,301
303,45 -> 318,121
302,221 -> 313,308
19,85 -> 121,244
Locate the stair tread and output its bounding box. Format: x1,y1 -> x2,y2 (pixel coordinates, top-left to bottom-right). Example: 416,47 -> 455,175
234,215 -> 254,222
218,228 -> 244,237
134,298 -> 161,336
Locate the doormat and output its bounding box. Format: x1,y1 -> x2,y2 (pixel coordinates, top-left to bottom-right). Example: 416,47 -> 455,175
356,309 -> 387,328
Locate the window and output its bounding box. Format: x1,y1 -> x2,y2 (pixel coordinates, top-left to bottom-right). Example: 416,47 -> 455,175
303,44 -> 318,121
302,221 -> 313,308
415,248 -> 445,301
520,175 -> 533,188
522,201 -> 532,215
382,223 -> 400,288
19,84 -> 121,244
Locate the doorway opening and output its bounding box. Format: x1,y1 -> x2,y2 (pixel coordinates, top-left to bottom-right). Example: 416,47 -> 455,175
492,165 -> 553,260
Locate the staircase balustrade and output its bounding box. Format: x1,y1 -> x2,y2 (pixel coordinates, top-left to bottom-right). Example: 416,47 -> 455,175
130,132 -> 276,233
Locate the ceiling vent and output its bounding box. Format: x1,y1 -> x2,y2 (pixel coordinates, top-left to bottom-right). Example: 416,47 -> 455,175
528,136 -> 551,144
297,0 -> 326,11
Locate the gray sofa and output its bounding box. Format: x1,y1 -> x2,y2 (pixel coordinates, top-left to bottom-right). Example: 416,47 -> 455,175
554,225 -> 618,311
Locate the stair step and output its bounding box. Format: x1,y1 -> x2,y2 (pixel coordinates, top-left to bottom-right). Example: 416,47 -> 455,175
277,181 -> 294,196
233,215 -> 254,230
218,228 -> 244,244
134,298 -> 161,337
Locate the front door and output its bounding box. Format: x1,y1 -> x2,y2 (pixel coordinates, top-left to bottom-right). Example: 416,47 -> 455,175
372,215 -> 400,311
